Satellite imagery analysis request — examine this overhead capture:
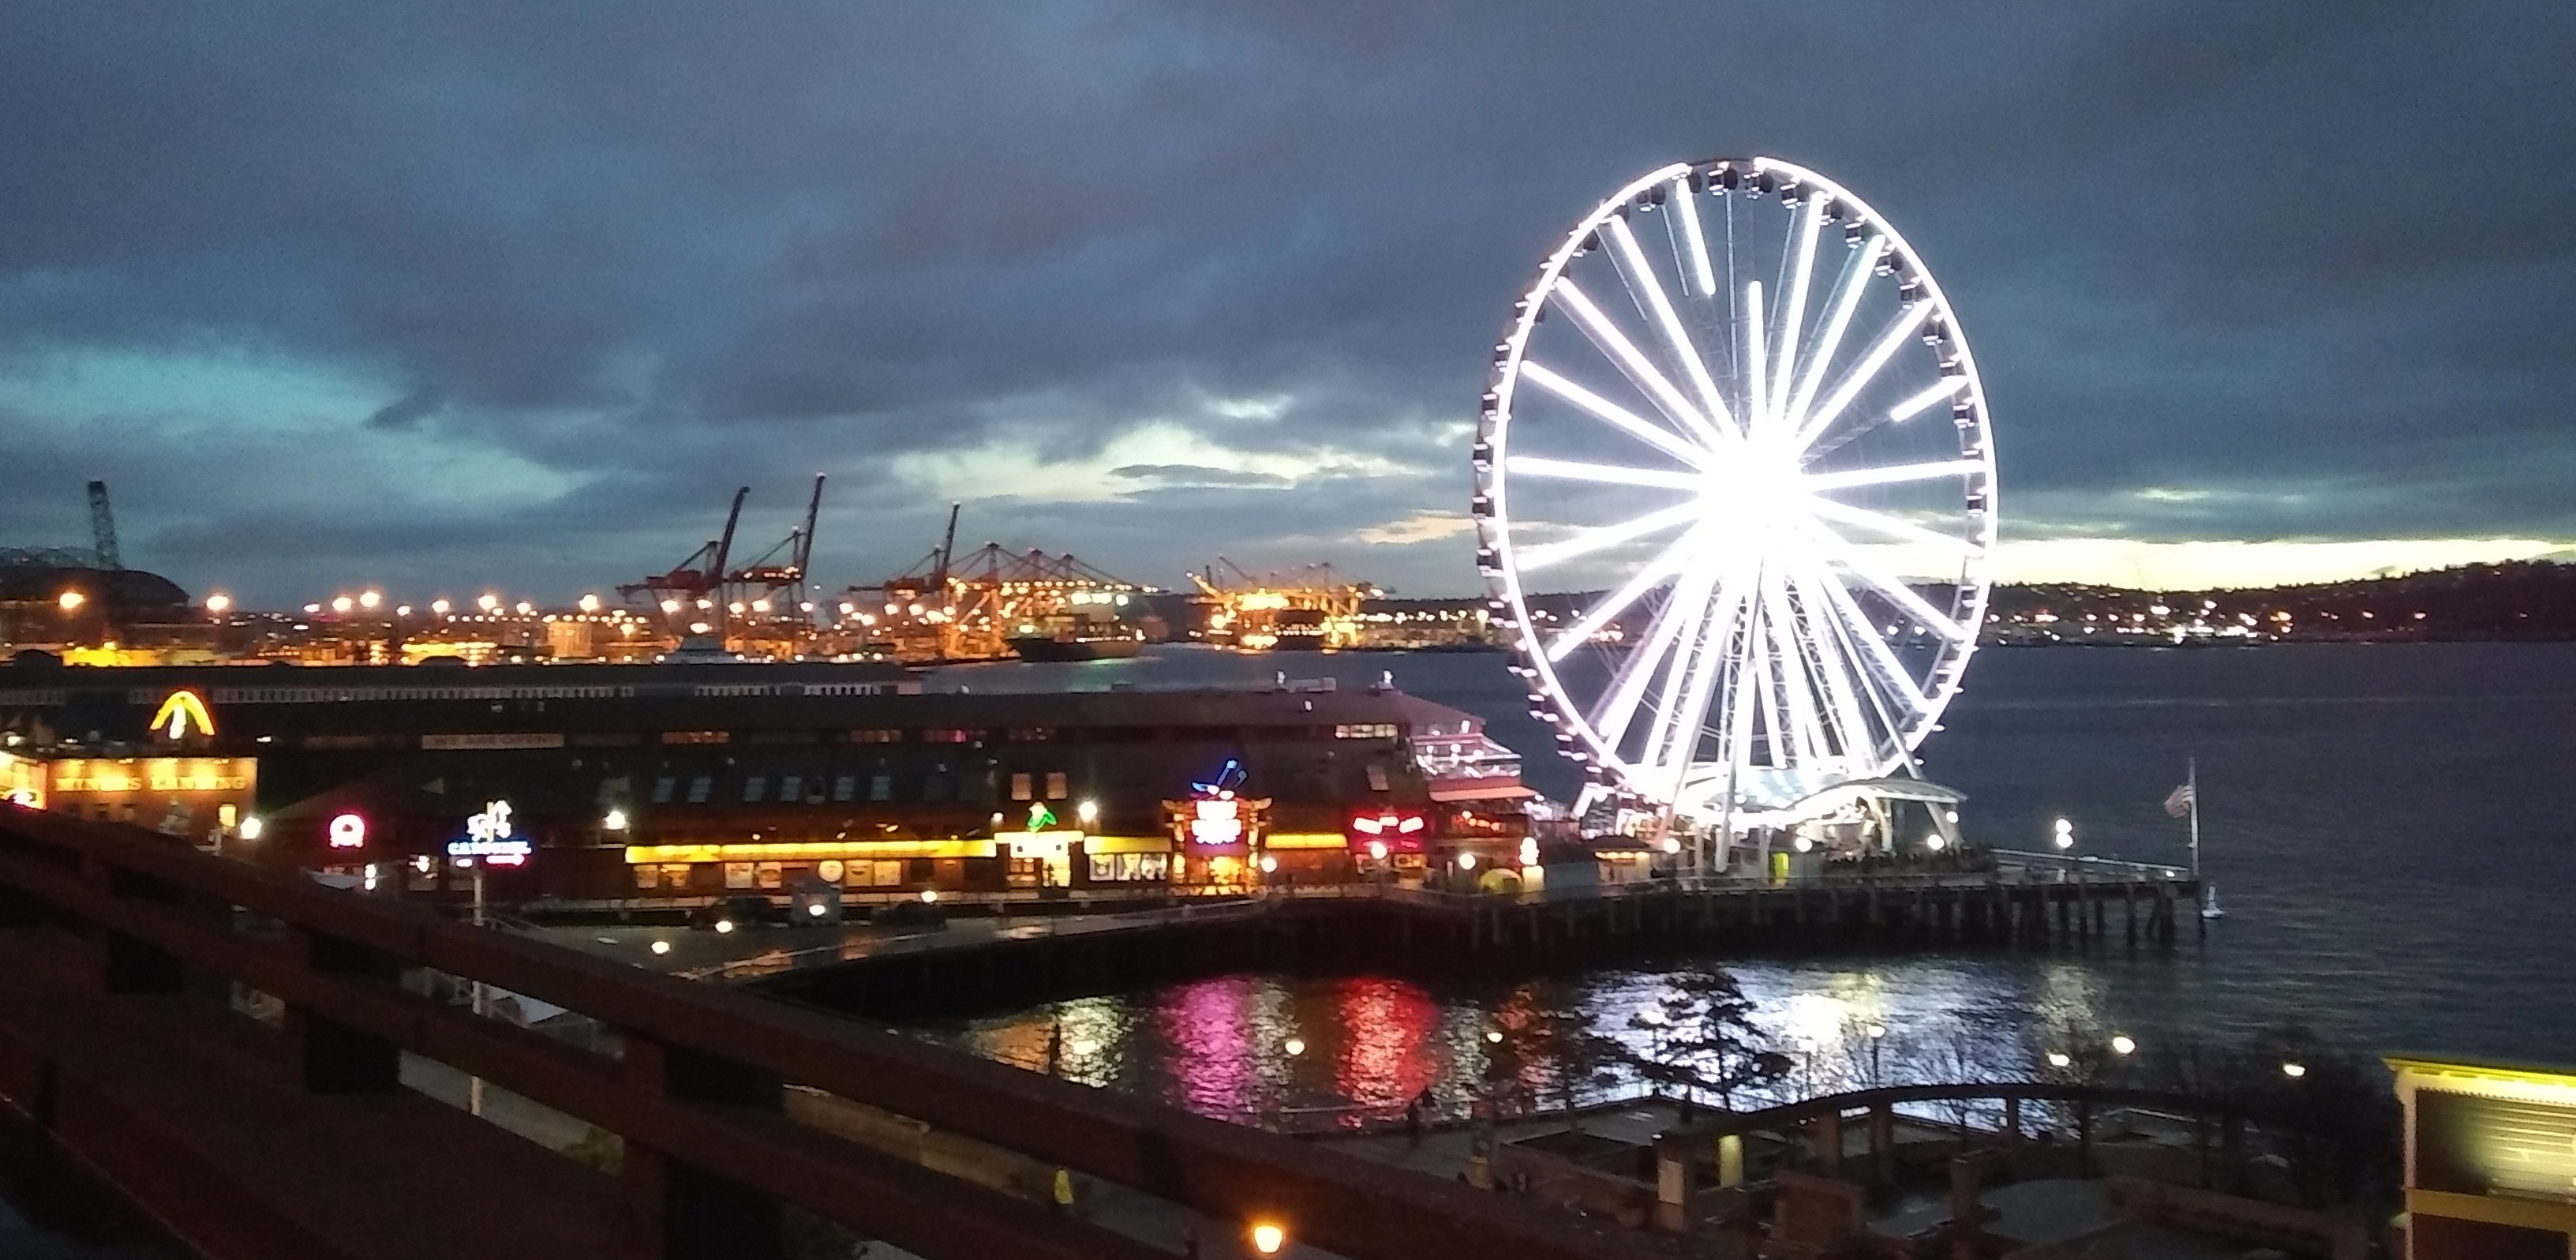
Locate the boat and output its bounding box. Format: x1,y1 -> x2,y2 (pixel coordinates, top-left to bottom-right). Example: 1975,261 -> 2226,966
1007,632 -> 1144,662
2200,883 -> 2225,920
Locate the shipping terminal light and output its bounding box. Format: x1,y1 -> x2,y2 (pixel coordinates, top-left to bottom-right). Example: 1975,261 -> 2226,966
661,599 -> 681,613
358,591 -> 381,610
431,599 -> 451,616
578,594 -> 601,613
513,602 -> 533,616
331,596 -> 354,613
204,594 -> 231,613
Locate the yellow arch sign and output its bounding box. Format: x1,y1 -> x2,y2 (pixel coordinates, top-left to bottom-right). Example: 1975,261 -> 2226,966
150,690 -> 215,740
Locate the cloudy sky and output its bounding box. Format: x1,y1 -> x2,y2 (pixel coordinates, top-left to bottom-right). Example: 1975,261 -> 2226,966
3,2 -> 2571,606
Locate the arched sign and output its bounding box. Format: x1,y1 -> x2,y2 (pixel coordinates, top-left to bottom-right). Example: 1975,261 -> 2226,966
150,690 -> 215,741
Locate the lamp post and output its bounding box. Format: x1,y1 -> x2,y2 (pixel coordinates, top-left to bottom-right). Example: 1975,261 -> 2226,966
2053,817 -> 2074,851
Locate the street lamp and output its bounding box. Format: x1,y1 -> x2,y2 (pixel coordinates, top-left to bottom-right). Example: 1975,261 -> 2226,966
204,593 -> 231,614
603,808 -> 629,832
2046,1051 -> 2072,1070
1283,1037 -> 1305,1057
2053,817 -> 2074,850
58,591 -> 84,612
2281,1061 -> 2308,1079
2110,1034 -> 2136,1057
1076,800 -> 1099,825
1249,1222 -> 1287,1255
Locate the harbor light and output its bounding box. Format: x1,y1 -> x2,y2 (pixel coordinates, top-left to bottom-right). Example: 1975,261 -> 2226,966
2281,1061 -> 2308,1078
513,602 -> 533,616
650,940 -> 672,955
1249,1222 -> 1287,1255
332,596 -> 354,613
58,591 -> 85,611
477,594 -> 500,612
578,593 -> 601,613
204,593 -> 231,613
2053,817 -> 2074,849
358,591 -> 381,610
2110,1034 -> 2137,1056
431,599 -> 451,616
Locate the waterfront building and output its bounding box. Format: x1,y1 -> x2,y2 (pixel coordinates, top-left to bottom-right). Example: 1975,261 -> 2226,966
0,657 -> 1531,907
2387,1054 -> 2576,1259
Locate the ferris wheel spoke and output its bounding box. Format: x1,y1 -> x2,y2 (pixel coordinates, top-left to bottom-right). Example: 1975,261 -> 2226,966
1769,197 -> 1826,429
1650,576 -> 1744,782
1518,360 -> 1710,471
1552,279 -> 1728,450
1785,564 -> 1880,763
1792,300 -> 1934,453
1802,496 -> 1980,557
1506,455 -> 1704,493
1803,557 -> 1933,716
1801,458 -> 1985,493
1804,531 -> 1973,645
1542,529 -> 1702,662
1672,178 -> 1717,297
1742,281 -> 1770,441
1782,236 -> 1887,429
1755,564 -> 1825,763
1800,558 -> 1919,762
1603,216 -> 1739,440
1516,499 -> 1702,572
1806,377 -> 1971,464
1589,546 -> 1727,758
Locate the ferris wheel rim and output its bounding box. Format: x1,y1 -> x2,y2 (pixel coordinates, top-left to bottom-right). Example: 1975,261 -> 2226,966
1474,156 -> 2001,816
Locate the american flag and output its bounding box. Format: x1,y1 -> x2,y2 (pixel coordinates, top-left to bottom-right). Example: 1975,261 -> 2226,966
2162,782 -> 2196,819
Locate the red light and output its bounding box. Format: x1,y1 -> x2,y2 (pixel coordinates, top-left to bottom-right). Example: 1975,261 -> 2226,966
328,813 -> 367,849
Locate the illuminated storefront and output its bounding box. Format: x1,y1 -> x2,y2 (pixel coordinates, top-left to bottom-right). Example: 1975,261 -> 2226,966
14,754 -> 256,846
2388,1054 -> 2576,1259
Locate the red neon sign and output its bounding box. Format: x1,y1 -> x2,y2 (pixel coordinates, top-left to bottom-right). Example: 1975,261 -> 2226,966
328,813 -> 367,849
1348,809 -> 1428,852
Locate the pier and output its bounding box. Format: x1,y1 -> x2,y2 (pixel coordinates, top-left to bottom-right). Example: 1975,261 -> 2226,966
751,856 -> 2200,1014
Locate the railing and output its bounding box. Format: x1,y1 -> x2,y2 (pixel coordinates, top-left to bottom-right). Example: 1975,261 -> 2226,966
0,805 -> 1697,1260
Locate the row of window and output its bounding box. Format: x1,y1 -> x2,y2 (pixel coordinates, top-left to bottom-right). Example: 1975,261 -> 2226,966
647,770 -> 1043,806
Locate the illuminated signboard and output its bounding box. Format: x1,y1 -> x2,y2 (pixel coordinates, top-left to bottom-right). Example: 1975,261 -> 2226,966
445,800 -> 532,867
1349,809 -> 1429,853
1189,797 -> 1245,847
149,690 -> 215,740
328,813 -> 367,849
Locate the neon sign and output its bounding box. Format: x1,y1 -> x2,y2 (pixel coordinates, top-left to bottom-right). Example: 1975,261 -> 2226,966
328,813 -> 367,849
1024,801 -> 1058,831
149,690 -> 215,740
1189,797 -> 1245,847
1349,809 -> 1429,854
1350,811 -> 1425,836
445,800 -> 531,867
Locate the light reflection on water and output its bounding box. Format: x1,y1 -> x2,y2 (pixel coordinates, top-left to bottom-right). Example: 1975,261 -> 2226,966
937,954 -> 2148,1124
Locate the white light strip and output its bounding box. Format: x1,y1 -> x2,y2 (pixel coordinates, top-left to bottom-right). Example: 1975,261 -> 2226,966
1801,458 -> 1983,493
1589,547 -> 1725,758
1803,495 -> 1980,557
1517,499 -> 1705,572
1770,197 -> 1825,428
1805,558 -> 1932,712
1642,575 -> 1728,778
1553,279 -> 1724,448
1795,299 -> 1934,452
1798,520 -> 1971,643
1888,376 -> 1967,424
1507,455 -> 1704,492
1743,280 -> 1769,441
1604,216 -> 1738,440
1544,529 -> 1700,662
1784,237 -> 1887,429
1675,178 -> 1717,297
1518,360 -> 1709,470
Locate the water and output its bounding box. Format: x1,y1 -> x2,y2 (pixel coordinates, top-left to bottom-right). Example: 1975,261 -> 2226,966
919,643 -> 2576,1118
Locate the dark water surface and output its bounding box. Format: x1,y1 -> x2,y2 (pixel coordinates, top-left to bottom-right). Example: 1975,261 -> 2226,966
917,643 -> 2576,1118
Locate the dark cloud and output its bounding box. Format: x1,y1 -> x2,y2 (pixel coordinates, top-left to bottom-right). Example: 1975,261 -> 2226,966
0,1 -> 2569,603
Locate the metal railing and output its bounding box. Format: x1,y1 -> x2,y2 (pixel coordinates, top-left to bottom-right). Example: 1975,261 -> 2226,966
0,805 -> 1692,1260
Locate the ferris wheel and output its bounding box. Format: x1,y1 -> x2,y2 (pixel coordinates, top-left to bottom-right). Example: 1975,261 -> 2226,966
1474,157 -> 1998,824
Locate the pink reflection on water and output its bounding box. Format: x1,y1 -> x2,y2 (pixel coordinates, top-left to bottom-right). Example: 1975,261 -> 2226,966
1158,975 -> 1257,1117
1331,977 -> 1440,1118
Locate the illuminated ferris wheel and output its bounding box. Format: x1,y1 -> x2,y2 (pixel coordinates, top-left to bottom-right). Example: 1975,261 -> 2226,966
1474,157 -> 1998,824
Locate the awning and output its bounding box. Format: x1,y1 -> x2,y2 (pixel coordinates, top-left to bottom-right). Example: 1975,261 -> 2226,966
1429,782 -> 1537,803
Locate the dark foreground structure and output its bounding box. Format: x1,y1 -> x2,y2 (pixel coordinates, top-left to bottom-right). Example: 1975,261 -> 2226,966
0,801 -> 1699,1260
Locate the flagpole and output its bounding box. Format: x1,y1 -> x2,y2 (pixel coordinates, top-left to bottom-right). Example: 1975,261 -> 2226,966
2186,756 -> 2200,878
